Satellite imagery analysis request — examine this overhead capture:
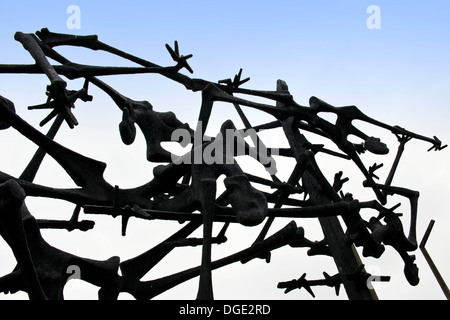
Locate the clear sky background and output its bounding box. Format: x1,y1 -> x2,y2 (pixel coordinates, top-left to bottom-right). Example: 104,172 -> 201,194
0,0 -> 449,300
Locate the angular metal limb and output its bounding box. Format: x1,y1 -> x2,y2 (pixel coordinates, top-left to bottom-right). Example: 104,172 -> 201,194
0,180 -> 46,300
195,178 -> 216,300
0,181 -> 121,299
420,220 -> 450,299
122,221 -> 302,300
276,80 -> 375,300
364,179 -> 419,250
19,114 -> 64,182
119,220 -> 202,282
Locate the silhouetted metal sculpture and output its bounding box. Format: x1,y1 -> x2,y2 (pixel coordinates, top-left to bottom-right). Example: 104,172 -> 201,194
0,28 -> 446,300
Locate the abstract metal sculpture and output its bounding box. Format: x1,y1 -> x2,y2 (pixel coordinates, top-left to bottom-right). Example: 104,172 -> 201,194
0,28 -> 446,300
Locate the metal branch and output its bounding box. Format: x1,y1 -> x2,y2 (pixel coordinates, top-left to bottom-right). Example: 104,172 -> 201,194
419,220 -> 450,299
0,28 -> 446,301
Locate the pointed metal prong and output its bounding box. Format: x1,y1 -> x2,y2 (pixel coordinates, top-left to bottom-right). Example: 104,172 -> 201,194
28,100 -> 57,110
39,109 -> 59,127
174,40 -> 179,55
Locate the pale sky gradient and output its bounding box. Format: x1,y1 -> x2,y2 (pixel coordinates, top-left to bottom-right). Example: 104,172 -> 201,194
0,1 -> 449,300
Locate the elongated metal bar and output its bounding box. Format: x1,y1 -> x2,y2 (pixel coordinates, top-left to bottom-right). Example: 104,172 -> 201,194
275,79 -> 374,300
19,114 -> 64,182
420,220 -> 450,300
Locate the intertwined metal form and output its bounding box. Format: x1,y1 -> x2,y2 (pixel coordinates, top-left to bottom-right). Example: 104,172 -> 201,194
0,28 -> 446,300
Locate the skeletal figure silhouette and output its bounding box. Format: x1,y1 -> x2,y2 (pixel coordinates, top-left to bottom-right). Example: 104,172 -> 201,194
0,28 -> 446,300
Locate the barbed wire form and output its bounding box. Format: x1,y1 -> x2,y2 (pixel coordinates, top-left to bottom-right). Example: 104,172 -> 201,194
0,28 -> 446,300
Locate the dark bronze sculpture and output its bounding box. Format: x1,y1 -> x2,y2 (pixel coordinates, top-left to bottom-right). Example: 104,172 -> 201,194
0,28 -> 446,300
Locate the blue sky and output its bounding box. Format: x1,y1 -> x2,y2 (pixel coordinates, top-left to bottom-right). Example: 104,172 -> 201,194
0,1 -> 449,300
2,1 -> 449,120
